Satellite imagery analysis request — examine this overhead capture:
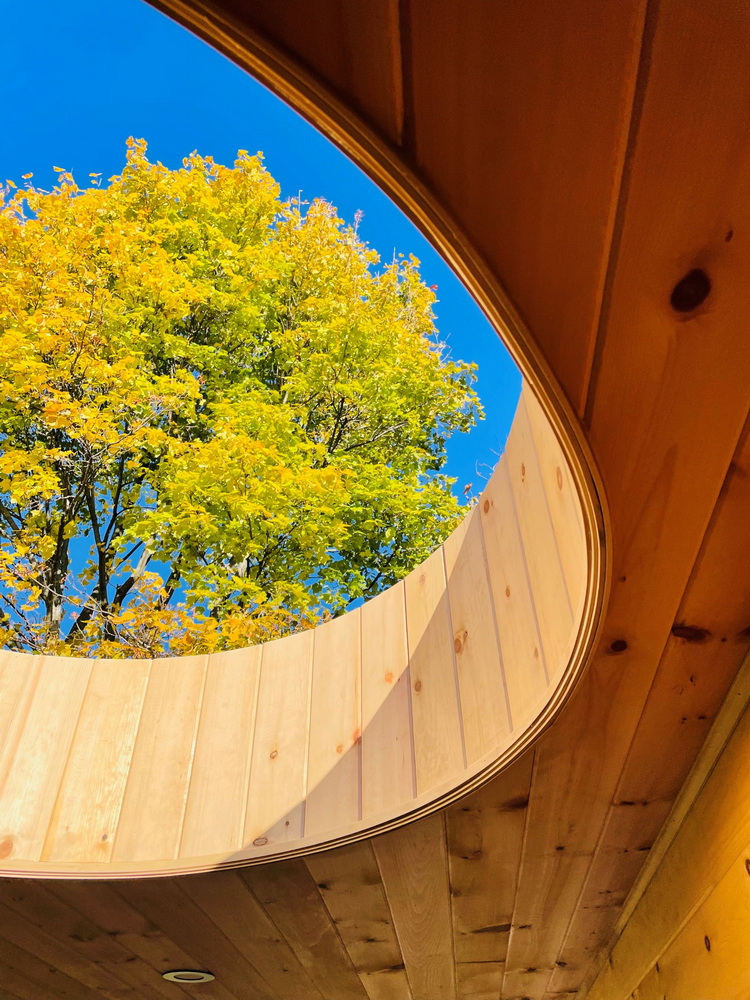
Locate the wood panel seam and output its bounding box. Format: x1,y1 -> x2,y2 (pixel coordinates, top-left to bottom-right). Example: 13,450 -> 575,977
477,494 -> 514,733
583,0 -> 659,428
441,545 -> 468,772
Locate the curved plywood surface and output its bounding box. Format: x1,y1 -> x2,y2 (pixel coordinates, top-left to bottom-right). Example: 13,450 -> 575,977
0,383 -> 604,876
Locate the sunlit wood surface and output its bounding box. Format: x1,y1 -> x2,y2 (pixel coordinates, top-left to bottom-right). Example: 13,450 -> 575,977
2,1 -> 750,998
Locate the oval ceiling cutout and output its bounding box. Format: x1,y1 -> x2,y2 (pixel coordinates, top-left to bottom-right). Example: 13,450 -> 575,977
0,0 -> 606,878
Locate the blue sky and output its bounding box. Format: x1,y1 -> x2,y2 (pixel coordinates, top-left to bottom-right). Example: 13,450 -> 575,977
3,0 -> 520,493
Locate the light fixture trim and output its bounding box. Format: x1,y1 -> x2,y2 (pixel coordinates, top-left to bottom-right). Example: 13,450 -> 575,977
162,970 -> 216,983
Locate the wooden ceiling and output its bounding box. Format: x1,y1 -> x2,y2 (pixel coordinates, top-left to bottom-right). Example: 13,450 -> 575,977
2,2 -> 750,999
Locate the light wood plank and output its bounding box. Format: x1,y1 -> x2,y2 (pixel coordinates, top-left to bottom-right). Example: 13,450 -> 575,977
0,652 -> 35,762
180,645 -> 261,859
443,506 -> 510,764
112,655 -> 206,863
507,0 -> 750,991
306,840 -> 412,1000
373,812 -> 456,1000
43,658 -> 150,863
504,396 -> 573,676
480,459 -> 547,728
0,655 -> 91,862
404,547 -> 464,793
245,629 -> 313,847
522,384 -> 587,622
305,610 -> 361,837
360,581 -> 414,819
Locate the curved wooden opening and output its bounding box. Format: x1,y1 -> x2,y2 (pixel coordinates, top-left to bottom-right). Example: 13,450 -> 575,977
0,1 -> 609,878
0,380 -> 603,877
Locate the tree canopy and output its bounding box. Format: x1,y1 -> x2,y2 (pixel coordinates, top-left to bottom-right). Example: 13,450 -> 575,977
0,139 -> 481,657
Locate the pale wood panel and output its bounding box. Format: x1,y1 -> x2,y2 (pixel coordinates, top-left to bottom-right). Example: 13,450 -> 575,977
360,581 -> 414,820
112,656 -> 206,863
500,654 -> 636,995
404,547 -> 465,794
306,840 -> 412,1000
479,458 -> 547,729
504,396 -> 573,675
503,853 -> 594,998
305,610 -> 362,837
0,652 -> 35,762
43,658 -> 150,863
245,629 -> 313,847
180,645 -> 261,859
0,656 -> 91,862
373,812 -> 456,1000
0,654 -> 42,861
445,750 -> 534,1000
443,506 -> 510,765
243,860 -> 371,1000
522,385 -> 587,622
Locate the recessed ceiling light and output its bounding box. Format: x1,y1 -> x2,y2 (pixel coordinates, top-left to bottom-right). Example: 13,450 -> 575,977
162,971 -> 215,984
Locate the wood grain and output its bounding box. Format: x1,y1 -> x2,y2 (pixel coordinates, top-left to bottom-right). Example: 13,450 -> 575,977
180,646 -> 261,858
246,629 -> 313,846
373,813 -> 456,1000
306,840 -> 412,1000
305,611 -> 362,837
360,582 -> 414,819
0,656 -> 91,862
112,656 -> 206,863
44,658 -> 150,863
443,506 -> 510,764
404,547 -> 465,794
480,458 -> 548,728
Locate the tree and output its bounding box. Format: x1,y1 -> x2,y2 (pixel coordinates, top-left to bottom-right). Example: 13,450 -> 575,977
0,139 -> 481,657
